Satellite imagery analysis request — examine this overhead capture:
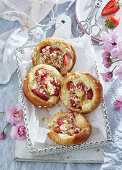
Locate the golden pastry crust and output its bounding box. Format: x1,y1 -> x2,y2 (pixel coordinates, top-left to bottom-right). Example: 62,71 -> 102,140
23,64 -> 63,108
61,72 -> 103,114
47,112 -> 92,145
32,37 -> 76,76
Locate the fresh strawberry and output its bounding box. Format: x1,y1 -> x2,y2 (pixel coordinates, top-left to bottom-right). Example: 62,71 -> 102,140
105,16 -> 120,29
40,46 -> 50,53
101,0 -> 120,16
54,126 -> 62,133
35,68 -> 49,77
50,48 -> 60,54
67,81 -> 75,91
32,88 -> 49,101
87,89 -> 93,100
63,53 -> 70,66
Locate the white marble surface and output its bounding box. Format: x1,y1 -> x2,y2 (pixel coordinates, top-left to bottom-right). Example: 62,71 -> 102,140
0,2 -> 122,170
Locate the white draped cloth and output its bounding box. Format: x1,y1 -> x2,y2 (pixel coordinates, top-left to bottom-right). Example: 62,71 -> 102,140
0,0 -> 74,84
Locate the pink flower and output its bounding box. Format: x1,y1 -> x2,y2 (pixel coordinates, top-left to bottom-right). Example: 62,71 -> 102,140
114,96 -> 122,110
115,62 -> 122,80
102,52 -> 112,68
108,30 -> 118,44
117,42 -> 122,60
101,30 -> 118,51
111,48 -> 120,58
0,132 -> 6,140
6,103 -> 23,124
101,31 -> 109,41
101,72 -> 113,82
10,124 -> 26,140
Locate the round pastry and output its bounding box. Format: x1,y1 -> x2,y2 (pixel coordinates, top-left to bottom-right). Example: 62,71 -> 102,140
23,64 -> 63,108
61,72 -> 103,114
47,112 -> 92,145
32,37 -> 76,76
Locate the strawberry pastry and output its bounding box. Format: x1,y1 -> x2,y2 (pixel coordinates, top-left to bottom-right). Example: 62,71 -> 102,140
23,64 -> 63,108
32,37 -> 76,76
61,72 -> 103,114
48,112 -> 92,145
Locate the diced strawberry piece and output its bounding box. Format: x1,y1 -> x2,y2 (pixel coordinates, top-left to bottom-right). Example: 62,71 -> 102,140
41,77 -> 47,88
32,88 -> 49,101
54,126 -> 62,133
35,68 -> 49,77
63,53 -> 70,66
52,77 -> 58,86
101,0 -> 120,16
74,129 -> 80,134
67,112 -> 75,118
70,99 -> 76,106
67,81 -> 75,91
87,89 -> 93,100
50,48 -> 60,54
52,89 -> 59,96
57,117 -> 65,126
76,83 -> 86,91
40,46 -> 50,53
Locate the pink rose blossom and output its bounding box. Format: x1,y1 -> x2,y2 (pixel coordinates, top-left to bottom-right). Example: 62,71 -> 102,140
0,132 -> 6,140
101,72 -> 113,82
114,96 -> 122,110
115,62 -> 122,80
10,124 -> 26,140
6,103 -> 23,124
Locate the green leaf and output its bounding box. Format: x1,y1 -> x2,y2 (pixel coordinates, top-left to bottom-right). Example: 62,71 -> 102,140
105,18 -> 114,29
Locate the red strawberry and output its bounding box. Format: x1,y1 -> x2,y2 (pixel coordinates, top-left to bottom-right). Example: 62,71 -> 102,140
105,16 -> 120,29
52,77 -> 58,86
50,48 -> 60,54
101,0 -> 120,16
52,89 -> 59,96
76,83 -> 86,92
57,117 -> 65,126
67,81 -> 75,91
70,99 -> 76,106
35,68 -> 49,77
63,53 -> 70,66
87,89 -> 93,100
54,126 -> 62,133
32,88 -> 49,101
67,112 -> 75,118
41,77 -> 47,88
74,129 -> 80,134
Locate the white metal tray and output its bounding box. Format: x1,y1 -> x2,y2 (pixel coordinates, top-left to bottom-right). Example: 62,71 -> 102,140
15,43 -> 112,155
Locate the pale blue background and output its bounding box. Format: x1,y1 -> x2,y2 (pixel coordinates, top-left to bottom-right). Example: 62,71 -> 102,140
0,2 -> 122,170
